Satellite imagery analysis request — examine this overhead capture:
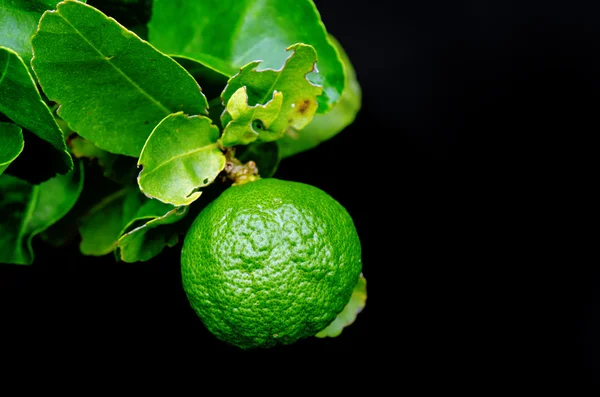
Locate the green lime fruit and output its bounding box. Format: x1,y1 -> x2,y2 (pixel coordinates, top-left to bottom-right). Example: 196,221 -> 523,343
181,178 -> 362,349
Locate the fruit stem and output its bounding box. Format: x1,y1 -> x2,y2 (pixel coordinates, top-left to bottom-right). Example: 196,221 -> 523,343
221,147 -> 260,186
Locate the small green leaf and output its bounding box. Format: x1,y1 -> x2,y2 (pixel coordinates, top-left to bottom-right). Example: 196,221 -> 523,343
78,187 -> 140,256
220,87 -> 283,147
0,46 -> 73,178
0,0 -> 86,66
0,123 -> 24,175
0,160 -> 84,265
138,112 -> 226,206
117,202 -> 188,263
236,142 -> 280,179
148,0 -> 345,112
315,274 -> 367,338
31,1 -> 208,157
221,44 -> 323,145
278,35 -> 362,158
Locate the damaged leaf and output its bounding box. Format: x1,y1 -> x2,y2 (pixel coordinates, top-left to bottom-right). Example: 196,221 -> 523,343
137,112 -> 226,206
220,87 -> 283,147
31,1 -> 207,157
148,0 -> 345,112
221,43 -> 322,144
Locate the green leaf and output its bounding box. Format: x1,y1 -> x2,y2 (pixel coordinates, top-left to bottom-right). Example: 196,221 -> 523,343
78,187 -> 186,260
138,112 -> 226,206
0,160 -> 84,265
78,187 -> 140,256
235,142 -> 280,179
0,123 -> 24,175
0,46 -> 73,177
116,201 -> 187,262
148,0 -> 345,113
315,274 -> 367,338
0,0 -> 86,66
31,0 -> 208,157
220,44 -> 323,147
278,35 -> 362,158
220,87 -> 283,147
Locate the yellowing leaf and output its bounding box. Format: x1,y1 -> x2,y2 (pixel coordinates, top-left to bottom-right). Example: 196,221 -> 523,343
316,275 -> 367,338
220,87 -> 283,147
220,44 -> 323,145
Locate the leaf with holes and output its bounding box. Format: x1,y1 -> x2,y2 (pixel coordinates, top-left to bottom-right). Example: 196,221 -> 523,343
0,46 -> 73,180
148,0 -> 345,113
220,44 -> 322,147
0,160 -> 84,265
278,35 -> 362,158
31,1 -> 207,157
220,87 -> 283,147
0,123 -> 24,175
137,112 -> 226,206
315,274 -> 367,338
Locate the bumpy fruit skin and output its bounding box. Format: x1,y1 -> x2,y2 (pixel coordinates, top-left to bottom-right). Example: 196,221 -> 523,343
181,178 -> 362,349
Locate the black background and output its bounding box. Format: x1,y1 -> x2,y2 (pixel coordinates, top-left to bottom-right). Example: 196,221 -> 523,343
0,0 -> 596,383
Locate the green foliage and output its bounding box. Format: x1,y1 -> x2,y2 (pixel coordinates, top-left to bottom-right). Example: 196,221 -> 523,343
148,0 -> 345,113
116,203 -> 187,262
0,160 -> 83,265
31,0 -> 207,157
220,44 -> 323,147
0,0 -> 364,340
220,87 -> 283,147
0,123 -> 24,175
0,0 -> 86,66
278,35 -> 362,159
0,46 -> 72,179
78,187 -> 187,260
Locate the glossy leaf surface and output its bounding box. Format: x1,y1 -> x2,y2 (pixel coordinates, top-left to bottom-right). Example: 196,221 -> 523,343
138,112 -> 225,206
31,1 -> 208,157
148,0 -> 345,112
0,46 -> 73,176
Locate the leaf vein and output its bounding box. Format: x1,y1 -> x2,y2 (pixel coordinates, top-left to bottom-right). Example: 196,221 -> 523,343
0,51 -> 11,88
140,143 -> 221,179
55,12 -> 172,115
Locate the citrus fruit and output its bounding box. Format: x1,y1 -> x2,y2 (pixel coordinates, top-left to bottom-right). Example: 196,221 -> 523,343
180,178 -> 362,349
